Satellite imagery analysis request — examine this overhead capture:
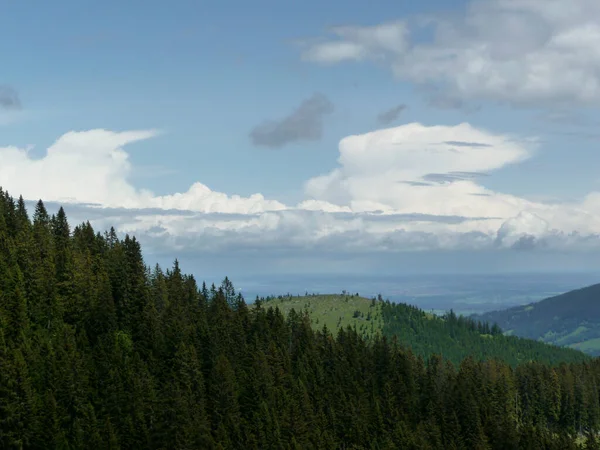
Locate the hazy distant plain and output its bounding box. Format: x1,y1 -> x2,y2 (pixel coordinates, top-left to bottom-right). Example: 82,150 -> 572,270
229,272 -> 600,315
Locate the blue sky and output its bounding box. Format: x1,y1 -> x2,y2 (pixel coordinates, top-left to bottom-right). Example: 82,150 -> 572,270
3,0 -> 600,276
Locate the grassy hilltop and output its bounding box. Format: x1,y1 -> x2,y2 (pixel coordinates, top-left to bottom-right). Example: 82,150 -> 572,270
264,293 -> 384,340
264,293 -> 589,367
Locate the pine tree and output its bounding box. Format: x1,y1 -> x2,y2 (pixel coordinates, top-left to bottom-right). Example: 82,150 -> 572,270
31,200 -> 58,328
209,354 -> 241,445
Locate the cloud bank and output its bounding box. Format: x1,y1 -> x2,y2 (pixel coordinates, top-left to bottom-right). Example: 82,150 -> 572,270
4,124 -> 600,259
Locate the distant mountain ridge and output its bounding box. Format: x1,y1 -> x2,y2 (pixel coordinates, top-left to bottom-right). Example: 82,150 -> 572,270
477,283 -> 600,355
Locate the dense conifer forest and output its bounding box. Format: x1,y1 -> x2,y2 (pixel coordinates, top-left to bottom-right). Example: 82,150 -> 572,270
379,302 -> 589,367
2,188 -> 600,449
265,294 -> 588,367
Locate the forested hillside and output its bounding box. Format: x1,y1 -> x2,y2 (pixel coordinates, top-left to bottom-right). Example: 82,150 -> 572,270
267,294 -> 588,367
2,188 -> 600,449
478,284 -> 600,356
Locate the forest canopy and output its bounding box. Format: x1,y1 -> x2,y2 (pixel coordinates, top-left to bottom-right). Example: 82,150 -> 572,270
0,188 -> 599,449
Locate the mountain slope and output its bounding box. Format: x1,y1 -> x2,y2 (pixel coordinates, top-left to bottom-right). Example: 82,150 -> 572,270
477,283 -> 600,355
264,293 -> 589,366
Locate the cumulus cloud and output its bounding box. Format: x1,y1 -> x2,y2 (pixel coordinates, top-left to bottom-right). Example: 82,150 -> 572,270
495,211 -> 550,248
0,129 -> 286,213
3,124 -> 600,258
377,104 -> 406,125
249,93 -> 334,148
304,122 -> 533,216
300,0 -> 600,106
301,121 -> 600,250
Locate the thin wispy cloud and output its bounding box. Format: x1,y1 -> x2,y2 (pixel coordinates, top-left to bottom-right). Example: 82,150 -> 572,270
444,141 -> 492,148
422,172 -> 488,184
0,85 -> 21,110
377,104 -> 406,125
249,93 -> 334,148
401,180 -> 432,187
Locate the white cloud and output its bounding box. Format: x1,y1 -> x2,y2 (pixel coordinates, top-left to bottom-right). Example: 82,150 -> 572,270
3,125 -> 600,257
304,122 -> 534,218
299,122 -> 600,250
0,129 -> 285,213
297,199 -> 352,213
495,211 -> 550,247
301,0 -> 600,105
149,183 -> 286,214
302,21 -> 409,64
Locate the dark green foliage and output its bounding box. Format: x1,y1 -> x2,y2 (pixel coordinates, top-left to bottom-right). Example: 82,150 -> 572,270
0,189 -> 598,449
380,303 -> 588,367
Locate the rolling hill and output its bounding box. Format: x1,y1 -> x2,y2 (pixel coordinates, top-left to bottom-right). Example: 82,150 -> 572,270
263,293 -> 589,366
477,283 -> 600,355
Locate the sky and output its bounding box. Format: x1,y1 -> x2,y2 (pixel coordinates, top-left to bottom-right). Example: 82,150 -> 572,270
3,0 -> 600,277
